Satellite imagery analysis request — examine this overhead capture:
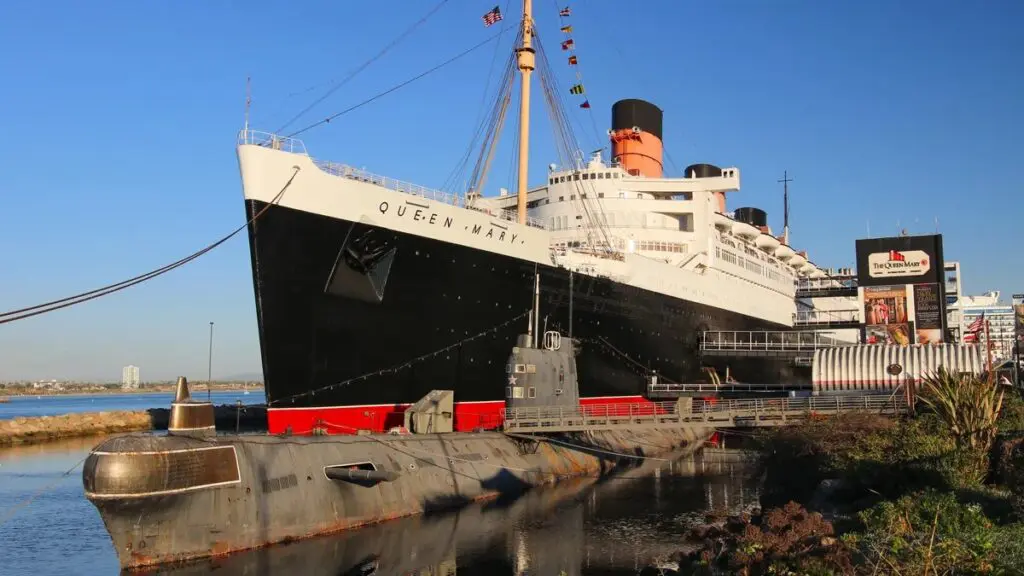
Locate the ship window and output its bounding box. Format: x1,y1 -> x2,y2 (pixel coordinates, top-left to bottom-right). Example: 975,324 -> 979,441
526,364 -> 537,373
505,364 -> 512,373
528,387 -> 536,399
598,193 -> 604,198
573,174 -> 580,181
582,173 -> 589,180
514,364 -> 526,373
597,173 -> 603,179
619,192 -> 625,198
559,196 -> 564,202
581,193 -> 587,199
505,386 -> 512,398
512,387 -> 524,399
606,172 -> 612,179
570,195 -> 575,200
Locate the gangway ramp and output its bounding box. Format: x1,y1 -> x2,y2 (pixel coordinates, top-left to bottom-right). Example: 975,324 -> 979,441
500,395 -> 905,433
700,330 -> 848,360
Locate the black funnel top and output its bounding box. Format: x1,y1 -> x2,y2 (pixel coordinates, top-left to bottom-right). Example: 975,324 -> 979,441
611,99 -> 663,141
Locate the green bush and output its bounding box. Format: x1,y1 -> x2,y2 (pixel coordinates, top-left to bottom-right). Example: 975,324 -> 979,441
855,490 -> 998,574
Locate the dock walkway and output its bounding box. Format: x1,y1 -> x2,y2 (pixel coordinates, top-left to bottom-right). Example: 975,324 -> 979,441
501,395 -> 904,433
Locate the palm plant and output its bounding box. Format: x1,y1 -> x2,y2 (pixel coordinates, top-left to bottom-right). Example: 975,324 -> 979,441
918,367 -> 1004,452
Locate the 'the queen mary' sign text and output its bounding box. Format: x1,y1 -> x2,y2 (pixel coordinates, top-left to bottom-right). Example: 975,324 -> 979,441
867,250 -> 931,278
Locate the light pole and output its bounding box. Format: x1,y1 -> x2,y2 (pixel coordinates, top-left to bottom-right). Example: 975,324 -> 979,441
208,321 -> 214,402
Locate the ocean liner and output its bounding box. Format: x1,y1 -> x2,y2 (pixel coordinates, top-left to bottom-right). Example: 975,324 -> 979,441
238,3 -> 840,435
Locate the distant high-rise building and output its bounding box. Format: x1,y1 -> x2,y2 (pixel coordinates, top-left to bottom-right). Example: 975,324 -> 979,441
121,365 -> 140,389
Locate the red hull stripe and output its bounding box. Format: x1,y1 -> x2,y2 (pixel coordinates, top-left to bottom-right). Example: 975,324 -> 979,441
267,395 -> 650,435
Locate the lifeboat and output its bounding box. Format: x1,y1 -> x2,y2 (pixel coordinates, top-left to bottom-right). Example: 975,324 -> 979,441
799,262 -> 817,275
775,244 -> 795,261
755,234 -> 780,253
810,268 -> 827,279
712,212 -> 732,231
788,253 -> 807,268
731,221 -> 760,239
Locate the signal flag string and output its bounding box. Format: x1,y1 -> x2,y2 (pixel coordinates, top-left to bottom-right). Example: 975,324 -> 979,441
553,2 -> 603,148
0,168 -> 301,326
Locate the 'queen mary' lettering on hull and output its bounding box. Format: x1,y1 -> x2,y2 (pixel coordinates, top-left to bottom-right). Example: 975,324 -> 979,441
376,200 -> 523,245
378,200 -> 454,229
468,222 -> 520,244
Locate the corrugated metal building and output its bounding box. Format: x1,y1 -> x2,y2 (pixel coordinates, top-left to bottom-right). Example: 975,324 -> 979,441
812,344 -> 985,395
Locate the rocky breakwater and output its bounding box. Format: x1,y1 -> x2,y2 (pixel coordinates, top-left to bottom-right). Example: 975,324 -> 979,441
0,404 -> 267,446
0,411 -> 153,446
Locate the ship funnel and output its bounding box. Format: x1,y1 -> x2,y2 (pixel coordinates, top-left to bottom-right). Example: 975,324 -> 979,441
609,99 -> 663,177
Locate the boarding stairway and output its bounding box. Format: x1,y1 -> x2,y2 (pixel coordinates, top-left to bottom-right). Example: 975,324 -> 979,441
501,395 -> 906,433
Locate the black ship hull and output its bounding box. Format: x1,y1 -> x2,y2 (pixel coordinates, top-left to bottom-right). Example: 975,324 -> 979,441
246,200 -> 800,431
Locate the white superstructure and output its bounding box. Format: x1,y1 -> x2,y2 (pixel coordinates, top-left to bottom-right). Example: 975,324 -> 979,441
239,132 -> 834,328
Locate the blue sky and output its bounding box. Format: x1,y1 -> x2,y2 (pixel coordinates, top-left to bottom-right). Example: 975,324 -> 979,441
0,0 -> 1021,382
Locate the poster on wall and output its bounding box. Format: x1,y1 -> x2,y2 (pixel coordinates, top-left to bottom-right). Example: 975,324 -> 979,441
863,285 -> 912,345
913,283 -> 944,344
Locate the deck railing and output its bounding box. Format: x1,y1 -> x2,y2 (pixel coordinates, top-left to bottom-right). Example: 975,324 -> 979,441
238,130 -> 547,230
237,130 -> 307,154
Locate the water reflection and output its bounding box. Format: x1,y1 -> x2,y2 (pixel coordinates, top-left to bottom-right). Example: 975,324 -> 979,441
149,450 -> 758,576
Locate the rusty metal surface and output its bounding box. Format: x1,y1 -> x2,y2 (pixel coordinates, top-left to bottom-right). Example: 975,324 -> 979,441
85,425 -> 711,570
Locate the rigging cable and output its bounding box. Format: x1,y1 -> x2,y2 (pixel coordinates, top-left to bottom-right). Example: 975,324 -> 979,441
268,309 -> 532,406
274,0 -> 452,133
286,30 -> 509,139
441,0 -> 516,194
0,168 -> 301,325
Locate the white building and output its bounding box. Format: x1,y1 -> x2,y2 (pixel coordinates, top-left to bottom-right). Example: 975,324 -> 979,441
121,365 -> 140,389
949,291 -> 1015,361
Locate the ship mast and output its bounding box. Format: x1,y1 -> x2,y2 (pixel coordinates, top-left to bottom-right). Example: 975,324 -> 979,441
515,0 -> 535,225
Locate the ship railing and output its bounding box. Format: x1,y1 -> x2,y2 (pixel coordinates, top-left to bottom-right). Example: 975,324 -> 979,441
501,395 -> 906,431
701,330 -> 844,351
314,160 -> 466,207
237,129 -> 308,155
793,309 -> 859,324
314,161 -> 548,230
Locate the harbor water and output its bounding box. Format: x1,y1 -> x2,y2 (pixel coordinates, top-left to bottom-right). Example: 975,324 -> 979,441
0,395 -> 758,576
0,391 -> 261,420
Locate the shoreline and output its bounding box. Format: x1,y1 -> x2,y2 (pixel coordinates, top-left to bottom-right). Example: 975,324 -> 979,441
0,404 -> 268,447
0,387 -> 263,398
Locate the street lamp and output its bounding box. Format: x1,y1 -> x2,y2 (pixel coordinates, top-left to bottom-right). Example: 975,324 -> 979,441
207,321 -> 214,402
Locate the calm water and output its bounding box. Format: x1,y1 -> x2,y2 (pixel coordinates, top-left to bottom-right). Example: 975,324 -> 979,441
0,438 -> 757,576
0,390 -> 262,420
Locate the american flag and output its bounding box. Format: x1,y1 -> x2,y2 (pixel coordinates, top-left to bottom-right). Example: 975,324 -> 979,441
482,6 -> 502,27
967,312 -> 985,333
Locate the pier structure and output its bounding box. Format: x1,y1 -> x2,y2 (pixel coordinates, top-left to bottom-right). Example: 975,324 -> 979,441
501,394 -> 905,433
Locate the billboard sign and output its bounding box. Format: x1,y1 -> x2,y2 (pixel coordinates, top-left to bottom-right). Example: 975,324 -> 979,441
856,234 -> 946,345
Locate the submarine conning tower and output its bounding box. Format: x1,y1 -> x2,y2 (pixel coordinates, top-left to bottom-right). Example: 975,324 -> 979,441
505,332 -> 580,409
610,99 -> 664,178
